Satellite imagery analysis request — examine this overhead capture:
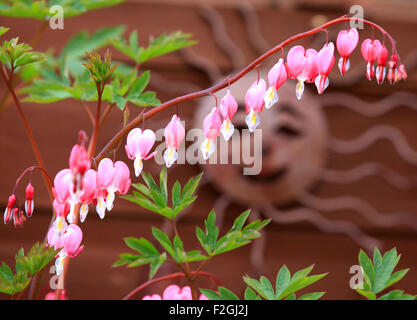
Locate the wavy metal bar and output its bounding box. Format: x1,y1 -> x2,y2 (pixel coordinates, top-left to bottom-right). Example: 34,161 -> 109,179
320,163 -> 417,189
237,1 -> 271,56
320,92 -> 417,116
199,5 -> 246,70
299,192 -> 417,232
264,205 -> 380,251
329,125 -> 417,165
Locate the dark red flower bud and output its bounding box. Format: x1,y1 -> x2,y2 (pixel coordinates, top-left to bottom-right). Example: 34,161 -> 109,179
4,194 -> 16,224
25,183 -> 35,217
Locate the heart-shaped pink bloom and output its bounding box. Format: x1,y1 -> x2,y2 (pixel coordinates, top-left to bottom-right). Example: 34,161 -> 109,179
164,115 -> 185,150
96,158 -> 116,190
375,44 -> 388,67
53,169 -> 73,204
219,90 -> 238,121
336,28 -> 359,58
317,42 -> 335,75
268,58 -> 287,90
63,224 -> 84,257
79,169 -> 97,204
361,39 -> 381,63
286,45 -> 307,78
47,224 -> 65,250
162,285 -> 192,300
125,128 -> 156,161
203,107 -> 222,140
113,161 -> 131,195
245,79 -> 266,113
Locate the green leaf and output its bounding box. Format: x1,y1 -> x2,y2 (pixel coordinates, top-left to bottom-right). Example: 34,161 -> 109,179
358,249 -> 375,290
149,253 -> 166,279
128,91 -> 160,107
373,247 -> 398,294
172,181 -> 181,208
244,287 -> 261,300
385,269 -> 409,289
126,70 -> 150,98
299,292 -> 326,300
378,290 -> 416,300
231,210 -> 251,232
159,167 -> 168,204
275,265 -> 291,298
152,227 -> 176,259
124,237 -> 159,258
356,289 -> 377,300
0,27 -> 9,37
201,287 -> 240,300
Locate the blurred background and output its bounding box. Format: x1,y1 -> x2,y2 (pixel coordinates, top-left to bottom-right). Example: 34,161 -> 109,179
1,0 -> 417,299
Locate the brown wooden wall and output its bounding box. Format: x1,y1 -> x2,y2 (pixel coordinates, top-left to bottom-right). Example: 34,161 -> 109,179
1,1 -> 417,299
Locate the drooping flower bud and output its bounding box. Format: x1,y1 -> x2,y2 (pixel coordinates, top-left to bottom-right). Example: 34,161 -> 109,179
24,183 -> 34,218
336,28 -> 359,75
163,115 -> 185,168
375,44 -> 388,84
387,54 -> 398,84
69,144 -> 90,176
200,107 -> 222,160
4,194 -> 16,224
245,79 -> 266,131
219,90 -> 238,141
315,42 -> 335,94
264,58 -> 287,109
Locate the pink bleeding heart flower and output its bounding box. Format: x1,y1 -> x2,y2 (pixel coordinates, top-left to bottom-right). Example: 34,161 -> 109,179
63,224 -> 84,258
48,200 -> 70,251
219,90 -> 238,141
4,194 -> 16,224
53,224 -> 84,275
264,58 -> 287,109
52,169 -> 73,205
142,294 -> 162,300
163,114 -> 185,168
95,158 -> 116,219
245,79 -> 266,132
336,28 -> 359,75
201,107 -> 222,160
286,46 -> 318,100
96,159 -> 131,218
361,39 -> 382,80
52,168 -> 80,224
24,183 -> 34,218
162,285 -> 192,300
375,44 -> 388,84
125,128 -> 156,177
78,169 -> 97,223
315,42 -> 335,94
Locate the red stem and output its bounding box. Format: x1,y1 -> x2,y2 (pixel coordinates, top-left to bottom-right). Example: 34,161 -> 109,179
122,271 -> 222,300
0,66 -> 53,200
94,16 -> 396,163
